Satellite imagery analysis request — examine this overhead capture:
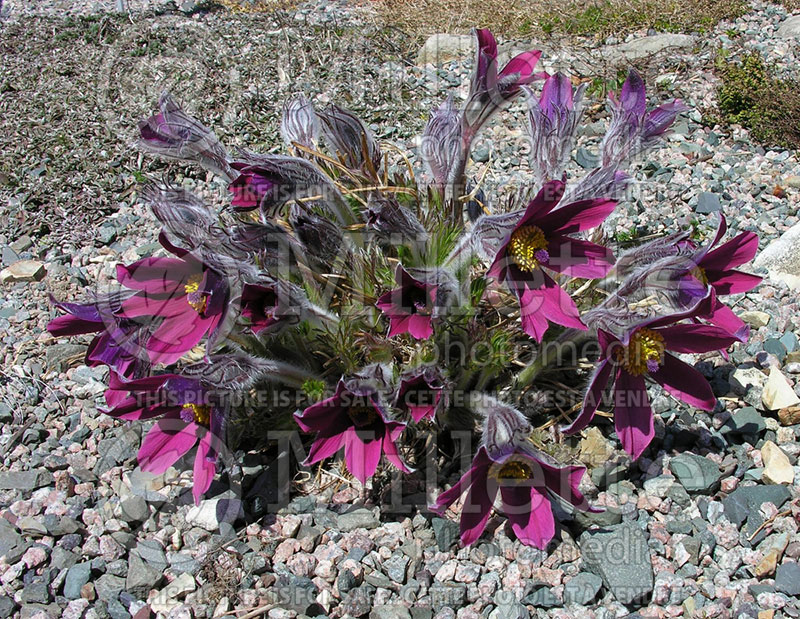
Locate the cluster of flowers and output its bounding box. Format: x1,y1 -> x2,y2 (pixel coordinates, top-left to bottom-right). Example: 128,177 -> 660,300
48,29 -> 760,548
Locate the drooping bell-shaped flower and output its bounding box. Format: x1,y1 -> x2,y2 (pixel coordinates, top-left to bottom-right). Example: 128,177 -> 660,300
138,92 -> 234,181
394,366 -> 446,423
527,72 -> 587,186
430,444 -> 597,548
295,378 -> 412,484
376,265 -> 440,340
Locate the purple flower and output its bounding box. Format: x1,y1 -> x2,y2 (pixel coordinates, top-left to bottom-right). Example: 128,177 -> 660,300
138,92 -> 233,181
564,303 -> 741,460
103,372 -> 224,504
47,293 -> 153,380
228,162 -> 278,212
394,367 -> 445,423
487,180 -> 617,341
430,446 -> 596,548
679,216 -> 761,339
601,70 -> 687,166
463,29 -> 545,138
527,72 -> 586,185
115,234 -> 228,365
376,265 -> 438,340
294,379 -> 412,484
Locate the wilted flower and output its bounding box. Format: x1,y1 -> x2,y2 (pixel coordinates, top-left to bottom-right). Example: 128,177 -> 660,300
376,265 -> 439,340
138,92 -> 233,181
290,206 -> 347,270
564,301 -> 740,459
394,367 -> 445,422
430,445 -> 596,548
601,70 -> 687,166
487,180 -> 616,340
280,94 -> 320,152
527,72 -> 587,186
103,371 -> 225,504
294,378 -> 412,483
115,234 -> 229,365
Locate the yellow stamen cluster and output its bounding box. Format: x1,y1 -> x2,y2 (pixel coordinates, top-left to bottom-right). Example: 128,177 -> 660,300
182,403 -> 211,426
184,273 -> 208,314
616,328 -> 666,376
690,266 -> 708,285
508,225 -> 547,272
493,460 -> 533,481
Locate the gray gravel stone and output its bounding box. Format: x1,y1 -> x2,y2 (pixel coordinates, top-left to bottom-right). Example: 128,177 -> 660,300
668,453 -> 722,494
563,572 -> 603,605
0,470 -> 50,490
775,561 -> 800,596
722,485 -> 792,527
431,518 -> 460,551
580,522 -> 654,606
338,508 -> 379,531
63,562 -> 92,599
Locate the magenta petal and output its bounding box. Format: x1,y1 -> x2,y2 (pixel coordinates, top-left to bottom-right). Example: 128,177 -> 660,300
613,370 -> 653,460
658,323 -> 739,354
563,360 -> 613,435
409,404 -> 436,423
460,474 -> 497,546
709,270 -> 762,296
546,238 -> 615,278
500,50 -> 543,81
146,314 -> 214,365
116,258 -> 193,293
500,485 -> 555,549
344,427 -> 382,484
540,72 -> 573,115
701,231 -> 759,271
304,430 -> 347,465
519,274 -> 586,340
706,302 -> 749,340
119,294 -> 187,319
650,354 -> 716,411
536,198 -> 617,236
518,180 -> 566,225
407,314 -> 434,340
620,70 -> 646,116
192,433 -> 217,505
382,425 -> 413,473
540,463 -> 600,512
138,420 -> 198,475
388,315 -> 412,337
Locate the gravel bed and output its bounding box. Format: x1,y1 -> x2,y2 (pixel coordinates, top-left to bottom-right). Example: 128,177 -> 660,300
1,0 -> 800,618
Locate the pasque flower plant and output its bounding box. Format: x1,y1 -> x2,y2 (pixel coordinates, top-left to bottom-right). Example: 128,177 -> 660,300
48,29 -> 760,548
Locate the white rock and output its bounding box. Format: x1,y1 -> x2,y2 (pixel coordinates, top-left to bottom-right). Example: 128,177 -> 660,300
740,311 -> 771,329
417,33 -> 473,65
730,367 -> 767,395
761,441 -> 795,485
606,34 -> 696,62
777,15 -> 800,38
762,368 -> 800,410
0,259 -> 46,283
754,222 -> 800,290
185,500 -> 221,531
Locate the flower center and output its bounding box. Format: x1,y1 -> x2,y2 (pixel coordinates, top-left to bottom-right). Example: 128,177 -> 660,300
348,406 -> 377,428
495,460 -> 533,480
180,403 -> 211,426
616,328 -> 666,376
184,273 -> 208,315
508,225 -> 549,272
690,265 -> 708,285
